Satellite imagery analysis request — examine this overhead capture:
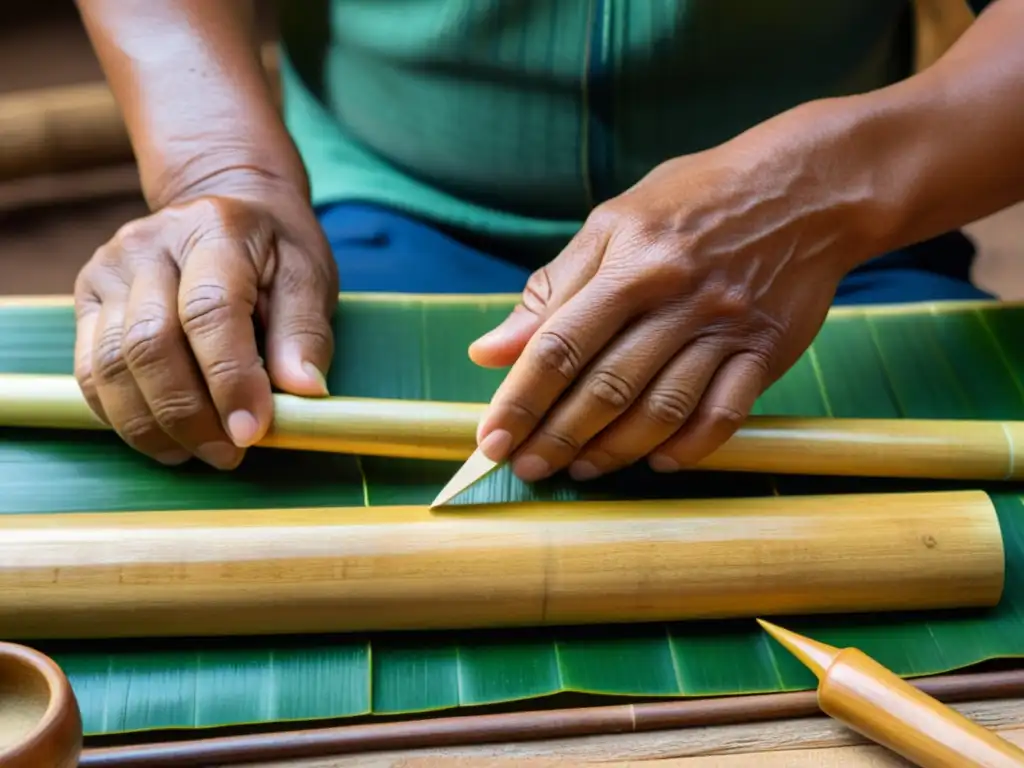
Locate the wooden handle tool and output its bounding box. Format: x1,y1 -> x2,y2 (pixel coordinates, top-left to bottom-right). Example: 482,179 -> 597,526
0,643 -> 81,768
759,620 -> 1024,767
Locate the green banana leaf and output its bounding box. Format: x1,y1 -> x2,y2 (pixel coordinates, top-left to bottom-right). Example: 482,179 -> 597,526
1,295 -> 1023,737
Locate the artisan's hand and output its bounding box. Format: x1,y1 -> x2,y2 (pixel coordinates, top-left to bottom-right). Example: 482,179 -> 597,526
470,109 -> 875,482
73,178 -> 338,469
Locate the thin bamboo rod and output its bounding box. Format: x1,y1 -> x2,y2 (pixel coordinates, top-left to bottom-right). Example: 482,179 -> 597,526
0,46 -> 280,182
0,490 -> 1003,639
0,293 -> 1009,316
1,373 -> 1022,479
74,671 -> 1024,767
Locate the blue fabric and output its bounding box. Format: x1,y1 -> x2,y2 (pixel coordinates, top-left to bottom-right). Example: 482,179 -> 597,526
317,202 -> 993,305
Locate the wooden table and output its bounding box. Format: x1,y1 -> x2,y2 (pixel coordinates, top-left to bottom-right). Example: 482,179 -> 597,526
225,697 -> 1024,767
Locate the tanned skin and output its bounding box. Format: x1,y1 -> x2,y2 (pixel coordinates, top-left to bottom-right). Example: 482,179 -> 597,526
74,0 -> 1023,477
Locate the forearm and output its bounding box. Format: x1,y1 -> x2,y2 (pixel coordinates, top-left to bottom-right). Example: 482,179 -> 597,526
822,0 -> 1023,263
75,0 -> 308,209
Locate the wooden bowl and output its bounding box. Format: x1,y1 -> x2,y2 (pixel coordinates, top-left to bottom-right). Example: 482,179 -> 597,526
0,643 -> 81,768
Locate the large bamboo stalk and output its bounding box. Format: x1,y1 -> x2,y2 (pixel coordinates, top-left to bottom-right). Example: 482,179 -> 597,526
0,373 -> 1022,479
0,490 -> 1003,639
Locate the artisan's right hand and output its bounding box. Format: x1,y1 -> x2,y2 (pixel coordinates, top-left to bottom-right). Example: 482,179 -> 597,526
73,182 -> 338,470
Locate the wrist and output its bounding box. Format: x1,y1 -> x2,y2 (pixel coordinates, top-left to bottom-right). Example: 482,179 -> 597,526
148,150 -> 311,212
723,96 -> 907,277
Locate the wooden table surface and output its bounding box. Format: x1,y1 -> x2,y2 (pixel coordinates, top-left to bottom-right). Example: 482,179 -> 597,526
220,697 -> 1024,767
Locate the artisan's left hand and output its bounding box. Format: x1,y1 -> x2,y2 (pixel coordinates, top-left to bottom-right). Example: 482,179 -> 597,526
469,114 -> 874,482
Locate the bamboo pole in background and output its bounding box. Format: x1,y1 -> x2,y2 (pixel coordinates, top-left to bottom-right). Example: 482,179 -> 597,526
0,45 -> 279,182
0,2 -> 972,183
1,373 -> 1022,479
0,490 -> 1004,639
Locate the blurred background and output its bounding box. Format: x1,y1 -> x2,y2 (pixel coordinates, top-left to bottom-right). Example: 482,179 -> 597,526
0,0 -> 1020,298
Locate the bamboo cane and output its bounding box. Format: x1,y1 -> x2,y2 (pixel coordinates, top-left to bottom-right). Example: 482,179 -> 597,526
0,45 -> 280,182
0,490 -> 1003,639
0,373 -> 1022,479
758,620 -> 1024,767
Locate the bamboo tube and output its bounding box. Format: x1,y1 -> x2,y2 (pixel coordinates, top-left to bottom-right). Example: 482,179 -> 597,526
0,45 -> 280,182
0,373 -> 480,461
758,620 -> 1024,767
0,490 -> 1003,639
1,373 -> 1022,480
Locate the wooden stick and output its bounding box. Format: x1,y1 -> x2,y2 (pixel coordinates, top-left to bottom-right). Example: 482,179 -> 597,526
2,373 -> 1023,479
0,46 -> 280,182
0,490 -> 1003,639
759,621 -> 1024,767
75,671 -> 1024,767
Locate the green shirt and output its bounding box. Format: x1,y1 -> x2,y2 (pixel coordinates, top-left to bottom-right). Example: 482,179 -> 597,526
276,1 -> 974,265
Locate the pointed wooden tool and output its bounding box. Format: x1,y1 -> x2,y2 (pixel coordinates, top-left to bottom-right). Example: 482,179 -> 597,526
429,448 -> 499,508
757,619 -> 1024,767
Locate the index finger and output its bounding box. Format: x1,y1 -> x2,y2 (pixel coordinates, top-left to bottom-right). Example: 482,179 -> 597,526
177,240 -> 274,448
477,274 -> 635,461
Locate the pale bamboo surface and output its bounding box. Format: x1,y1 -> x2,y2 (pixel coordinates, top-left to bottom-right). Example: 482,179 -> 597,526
2,373 -> 1023,480
760,621 -> 1024,767
220,700 -> 1024,767
0,373 -> 482,461
0,490 -> 1003,639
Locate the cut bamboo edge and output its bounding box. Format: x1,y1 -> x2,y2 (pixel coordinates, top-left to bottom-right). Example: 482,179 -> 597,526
72,670 -> 1024,767
0,490 -> 1005,639
1,373 -> 1022,480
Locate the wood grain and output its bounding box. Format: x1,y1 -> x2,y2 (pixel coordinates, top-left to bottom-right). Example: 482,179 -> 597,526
0,490 -> 1004,639
759,621 -> 1024,766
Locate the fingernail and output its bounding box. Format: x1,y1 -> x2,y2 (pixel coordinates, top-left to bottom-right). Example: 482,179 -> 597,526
569,460 -> 601,481
478,429 -> 513,462
302,361 -> 329,396
197,441 -> 242,471
227,410 -> 260,447
649,454 -> 680,473
513,454 -> 551,482
155,449 -> 191,466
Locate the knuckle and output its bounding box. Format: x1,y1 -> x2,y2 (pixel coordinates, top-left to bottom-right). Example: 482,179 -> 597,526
202,355 -> 248,386
273,312 -> 335,351
645,387 -> 699,426
536,427 -> 582,454
93,326 -> 128,383
585,369 -> 635,411
122,307 -> 178,372
179,282 -> 233,336
149,391 -> 206,430
116,411 -> 161,445
713,288 -> 754,319
707,404 -> 747,430
111,218 -> 158,253
522,267 -> 554,313
585,202 -> 624,232
533,330 -> 583,381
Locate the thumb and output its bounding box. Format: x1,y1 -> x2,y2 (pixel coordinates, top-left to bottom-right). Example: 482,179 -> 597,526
468,229 -> 606,368
263,245 -> 338,396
